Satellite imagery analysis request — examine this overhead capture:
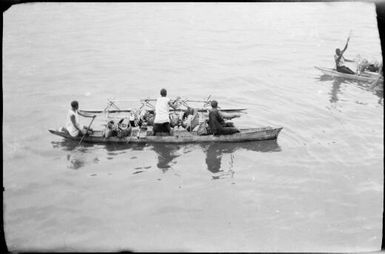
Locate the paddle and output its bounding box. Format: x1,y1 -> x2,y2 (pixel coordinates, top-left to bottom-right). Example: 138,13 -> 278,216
78,115 -> 96,145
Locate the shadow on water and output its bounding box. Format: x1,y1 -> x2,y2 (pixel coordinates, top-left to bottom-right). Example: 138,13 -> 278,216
200,140 -> 281,180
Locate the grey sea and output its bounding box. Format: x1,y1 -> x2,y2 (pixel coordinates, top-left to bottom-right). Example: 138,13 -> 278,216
3,2 -> 383,252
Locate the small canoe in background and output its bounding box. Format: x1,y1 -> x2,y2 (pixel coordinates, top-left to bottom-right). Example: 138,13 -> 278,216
49,126 -> 283,144
315,66 -> 383,83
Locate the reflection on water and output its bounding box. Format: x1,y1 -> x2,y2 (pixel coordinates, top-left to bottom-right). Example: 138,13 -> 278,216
318,74 -> 335,82
51,140 -> 99,170
316,74 -> 383,105
51,140 -> 95,151
329,78 -> 344,104
51,138 -> 282,173
201,140 -> 281,180
151,144 -> 182,172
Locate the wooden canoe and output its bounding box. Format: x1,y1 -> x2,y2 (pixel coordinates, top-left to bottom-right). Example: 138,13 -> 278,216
48,126 -> 283,144
315,66 -> 383,82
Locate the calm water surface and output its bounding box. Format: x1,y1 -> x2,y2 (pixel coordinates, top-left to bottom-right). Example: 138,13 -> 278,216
3,2 -> 383,252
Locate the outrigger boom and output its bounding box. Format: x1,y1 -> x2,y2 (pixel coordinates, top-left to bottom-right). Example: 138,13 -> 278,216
81,97 -> 247,115
80,108 -> 247,114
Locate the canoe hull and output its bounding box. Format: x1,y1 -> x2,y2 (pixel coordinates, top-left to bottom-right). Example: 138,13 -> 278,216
315,66 -> 383,82
49,127 -> 283,144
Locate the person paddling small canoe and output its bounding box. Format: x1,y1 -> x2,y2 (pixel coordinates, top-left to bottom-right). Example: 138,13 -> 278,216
334,36 -> 355,74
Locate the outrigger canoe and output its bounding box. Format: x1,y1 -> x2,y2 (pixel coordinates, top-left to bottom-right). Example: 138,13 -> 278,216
315,66 -> 383,83
49,126 -> 283,144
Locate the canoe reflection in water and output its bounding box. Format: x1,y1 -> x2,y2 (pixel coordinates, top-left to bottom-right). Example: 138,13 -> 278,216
51,139 -> 282,175
150,143 -> 182,172
51,140 -> 99,170
317,74 -> 383,105
150,140 -> 281,179
201,140 -> 281,180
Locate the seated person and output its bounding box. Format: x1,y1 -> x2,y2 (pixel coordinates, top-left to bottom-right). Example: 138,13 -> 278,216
129,112 -> 136,127
357,59 -> 382,74
365,61 -> 382,73
182,107 -> 200,132
103,120 -> 119,138
334,37 -> 355,74
117,118 -> 132,138
65,100 -> 95,137
208,100 -> 240,136
170,112 -> 181,128
137,110 -> 155,127
146,112 -> 155,126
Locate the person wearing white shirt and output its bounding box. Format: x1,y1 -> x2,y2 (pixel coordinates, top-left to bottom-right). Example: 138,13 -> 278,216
153,88 -> 180,135
65,100 -> 95,137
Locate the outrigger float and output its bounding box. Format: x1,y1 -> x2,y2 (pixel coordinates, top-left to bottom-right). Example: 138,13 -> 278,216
315,66 -> 383,83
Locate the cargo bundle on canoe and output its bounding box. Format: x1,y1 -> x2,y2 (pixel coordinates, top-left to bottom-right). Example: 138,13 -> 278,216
49,126 -> 283,144
315,66 -> 383,83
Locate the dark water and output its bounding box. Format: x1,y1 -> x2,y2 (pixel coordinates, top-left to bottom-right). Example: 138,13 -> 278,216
3,2 -> 383,252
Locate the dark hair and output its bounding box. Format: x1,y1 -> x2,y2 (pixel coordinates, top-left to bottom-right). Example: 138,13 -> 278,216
211,100 -> 218,108
160,88 -> 167,97
71,100 -> 79,108
335,48 -> 340,54
182,107 -> 193,120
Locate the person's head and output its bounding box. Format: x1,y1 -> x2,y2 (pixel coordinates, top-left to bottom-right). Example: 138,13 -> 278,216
211,100 -> 218,108
187,107 -> 194,115
107,120 -> 115,129
160,88 -> 167,97
182,107 -> 193,120
71,100 -> 79,110
335,48 -> 341,55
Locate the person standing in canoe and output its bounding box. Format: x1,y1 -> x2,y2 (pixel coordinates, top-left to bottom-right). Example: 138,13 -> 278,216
208,100 -> 240,136
334,37 -> 355,74
65,100 -> 96,137
153,88 -> 180,135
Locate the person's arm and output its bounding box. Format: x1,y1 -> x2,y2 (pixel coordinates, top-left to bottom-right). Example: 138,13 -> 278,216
78,111 -> 96,118
168,96 -> 181,110
220,111 -> 241,120
344,57 -> 354,63
216,111 -> 225,125
341,37 -> 350,55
